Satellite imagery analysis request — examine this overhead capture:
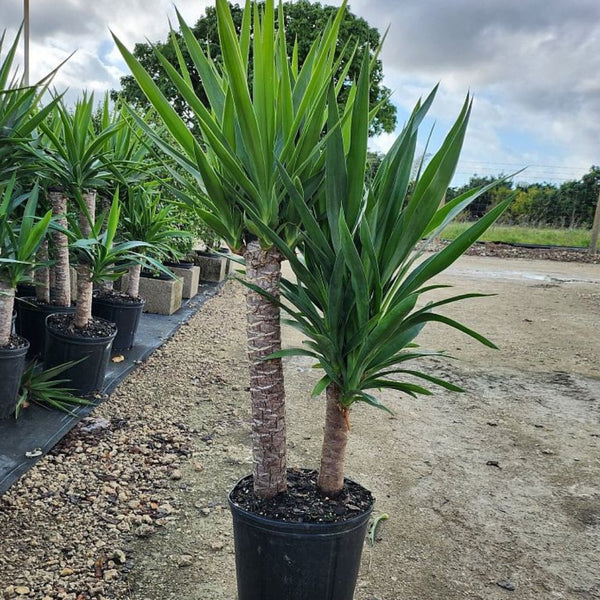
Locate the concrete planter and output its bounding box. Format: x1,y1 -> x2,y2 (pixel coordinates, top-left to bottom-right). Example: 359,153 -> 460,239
195,252 -> 228,282
169,265 -> 200,299
138,275 -> 183,315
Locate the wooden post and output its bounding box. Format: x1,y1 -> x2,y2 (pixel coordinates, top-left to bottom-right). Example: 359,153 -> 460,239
589,187 -> 600,255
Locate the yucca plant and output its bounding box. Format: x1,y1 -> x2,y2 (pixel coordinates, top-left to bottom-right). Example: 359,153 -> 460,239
27,93 -> 123,320
114,0 -> 365,498
0,28 -> 62,187
0,177 -> 52,346
118,184 -> 188,298
15,358 -> 93,418
257,81 -> 513,496
65,192 -> 163,326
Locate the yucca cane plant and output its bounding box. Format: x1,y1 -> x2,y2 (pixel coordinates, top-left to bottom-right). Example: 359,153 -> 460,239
0,178 -> 52,345
27,93 -> 123,323
256,78 -> 513,498
114,0 -> 367,498
0,28 -> 63,188
118,183 -> 188,298
0,177 -> 51,418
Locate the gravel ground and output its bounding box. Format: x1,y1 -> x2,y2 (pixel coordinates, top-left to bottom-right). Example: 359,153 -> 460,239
0,249 -> 598,600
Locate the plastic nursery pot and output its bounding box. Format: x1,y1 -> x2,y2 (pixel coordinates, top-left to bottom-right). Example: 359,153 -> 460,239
0,337 -> 29,420
15,297 -> 76,358
92,295 -> 145,351
228,477 -> 374,600
44,314 -> 117,396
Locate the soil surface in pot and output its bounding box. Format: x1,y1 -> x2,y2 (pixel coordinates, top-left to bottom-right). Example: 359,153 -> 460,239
1,334 -> 28,350
230,468 -> 373,523
46,313 -> 117,338
94,290 -> 143,304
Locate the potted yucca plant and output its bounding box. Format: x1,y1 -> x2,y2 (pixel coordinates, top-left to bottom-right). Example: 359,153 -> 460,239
237,70 -> 513,596
26,93 -> 125,394
0,178 -> 51,418
93,184 -> 184,348
0,28 -> 65,356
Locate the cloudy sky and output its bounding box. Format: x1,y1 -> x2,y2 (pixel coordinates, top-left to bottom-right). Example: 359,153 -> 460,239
2,0 -> 599,186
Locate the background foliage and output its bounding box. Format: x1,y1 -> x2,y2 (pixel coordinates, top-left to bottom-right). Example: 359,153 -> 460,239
112,0 -> 396,137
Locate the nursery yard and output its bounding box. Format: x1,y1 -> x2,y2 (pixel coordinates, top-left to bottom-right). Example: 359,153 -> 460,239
1,253 -> 599,600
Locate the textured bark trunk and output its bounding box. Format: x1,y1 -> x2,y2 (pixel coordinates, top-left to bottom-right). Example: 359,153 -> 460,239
74,191 -> 96,329
0,280 -> 15,346
126,264 -> 141,298
317,383 -> 349,497
98,280 -> 113,292
35,241 -> 50,303
49,189 -> 71,307
244,240 -> 287,498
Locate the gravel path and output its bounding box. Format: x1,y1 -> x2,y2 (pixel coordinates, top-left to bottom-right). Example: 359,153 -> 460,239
0,283 -> 247,600
1,249 -> 598,600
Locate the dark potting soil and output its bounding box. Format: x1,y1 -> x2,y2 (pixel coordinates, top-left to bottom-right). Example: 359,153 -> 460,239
230,468 -> 374,523
1,334 -> 29,350
46,313 -> 117,338
93,290 -> 143,304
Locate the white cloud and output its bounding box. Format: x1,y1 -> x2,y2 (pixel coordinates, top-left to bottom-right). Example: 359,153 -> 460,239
3,0 -> 599,184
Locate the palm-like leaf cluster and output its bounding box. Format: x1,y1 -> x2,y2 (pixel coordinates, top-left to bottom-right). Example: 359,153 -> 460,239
28,93 -> 122,202
113,0 -> 359,251
0,29 -> 61,185
265,82 -> 512,412
0,178 -> 51,289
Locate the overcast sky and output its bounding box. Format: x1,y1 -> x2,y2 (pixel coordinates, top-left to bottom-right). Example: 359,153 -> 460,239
2,0 -> 599,186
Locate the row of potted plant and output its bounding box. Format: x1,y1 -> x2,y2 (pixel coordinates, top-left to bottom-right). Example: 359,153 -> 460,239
0,32 -> 225,417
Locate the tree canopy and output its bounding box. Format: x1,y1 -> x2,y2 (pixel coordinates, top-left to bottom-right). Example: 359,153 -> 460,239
447,166 -> 600,228
112,1 -> 397,136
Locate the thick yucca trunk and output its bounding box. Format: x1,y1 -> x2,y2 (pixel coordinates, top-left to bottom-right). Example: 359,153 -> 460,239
244,239 -> 287,499
35,240 -> 50,303
49,189 -> 71,307
126,264 -> 141,298
0,279 -> 15,346
317,383 -> 349,497
74,191 -> 96,329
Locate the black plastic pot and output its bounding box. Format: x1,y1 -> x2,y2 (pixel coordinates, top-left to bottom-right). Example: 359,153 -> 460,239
15,283 -> 36,298
0,338 -> 29,420
44,315 -> 117,396
15,298 -> 76,358
164,260 -> 194,269
228,480 -> 373,600
92,295 -> 145,351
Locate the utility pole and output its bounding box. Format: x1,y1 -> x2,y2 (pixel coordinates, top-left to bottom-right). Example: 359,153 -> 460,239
589,186 -> 600,255
23,0 -> 30,85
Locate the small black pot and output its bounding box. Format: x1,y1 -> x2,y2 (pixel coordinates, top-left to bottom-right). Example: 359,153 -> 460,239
44,315 -> 117,396
228,478 -> 373,600
92,295 -> 145,351
15,283 -> 36,298
164,260 -> 195,269
0,337 -> 29,420
15,297 -> 76,358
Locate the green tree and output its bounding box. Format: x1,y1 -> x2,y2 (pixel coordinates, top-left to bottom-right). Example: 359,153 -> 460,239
112,0 -> 396,136
115,0 -> 361,499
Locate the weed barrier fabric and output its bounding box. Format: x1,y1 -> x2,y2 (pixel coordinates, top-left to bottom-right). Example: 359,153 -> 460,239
0,283 -> 221,496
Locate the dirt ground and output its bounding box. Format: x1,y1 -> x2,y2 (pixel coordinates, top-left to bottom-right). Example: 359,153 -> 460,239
123,254 -> 600,600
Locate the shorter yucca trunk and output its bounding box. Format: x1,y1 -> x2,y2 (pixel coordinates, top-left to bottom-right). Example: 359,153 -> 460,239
317,383 -> 349,497
245,240 -> 287,499
0,279 -> 15,346
49,188 -> 71,307
74,191 -> 96,329
126,264 -> 141,298
35,241 -> 51,303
